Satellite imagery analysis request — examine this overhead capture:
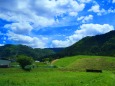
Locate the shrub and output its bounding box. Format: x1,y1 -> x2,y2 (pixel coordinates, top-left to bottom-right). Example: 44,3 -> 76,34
24,65 -> 32,71
17,55 -> 34,71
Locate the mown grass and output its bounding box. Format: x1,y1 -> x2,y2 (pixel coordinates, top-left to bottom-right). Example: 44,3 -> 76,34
0,68 -> 115,86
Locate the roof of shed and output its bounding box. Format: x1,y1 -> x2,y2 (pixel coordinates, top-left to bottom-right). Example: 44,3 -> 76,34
0,60 -> 11,65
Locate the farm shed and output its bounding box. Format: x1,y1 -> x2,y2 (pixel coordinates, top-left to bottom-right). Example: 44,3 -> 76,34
0,60 -> 11,68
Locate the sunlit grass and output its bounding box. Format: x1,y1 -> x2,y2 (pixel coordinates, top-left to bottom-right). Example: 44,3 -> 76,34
0,55 -> 115,86
0,68 -> 115,86
53,55 -> 115,71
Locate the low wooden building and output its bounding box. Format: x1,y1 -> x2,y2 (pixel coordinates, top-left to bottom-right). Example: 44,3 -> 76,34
0,60 -> 11,68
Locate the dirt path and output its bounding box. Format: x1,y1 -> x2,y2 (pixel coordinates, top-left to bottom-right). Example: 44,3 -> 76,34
51,59 -> 59,64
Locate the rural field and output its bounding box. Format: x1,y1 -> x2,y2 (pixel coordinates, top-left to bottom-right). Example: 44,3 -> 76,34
0,55 -> 115,86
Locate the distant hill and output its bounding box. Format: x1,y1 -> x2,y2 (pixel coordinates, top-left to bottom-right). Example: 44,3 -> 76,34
46,48 -> 64,53
58,30 -> 115,57
0,44 -> 55,61
1,30 -> 115,61
53,55 -> 115,71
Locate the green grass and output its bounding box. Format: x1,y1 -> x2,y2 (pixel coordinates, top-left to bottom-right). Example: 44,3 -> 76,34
53,55 -> 86,67
0,55 -> 115,86
0,68 -> 115,86
53,55 -> 115,71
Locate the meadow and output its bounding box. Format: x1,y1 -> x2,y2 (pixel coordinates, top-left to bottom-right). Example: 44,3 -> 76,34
0,55 -> 115,86
53,55 -> 115,71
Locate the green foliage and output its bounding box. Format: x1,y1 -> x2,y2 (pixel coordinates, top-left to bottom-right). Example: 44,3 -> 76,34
24,65 -> 33,71
17,55 -> 34,71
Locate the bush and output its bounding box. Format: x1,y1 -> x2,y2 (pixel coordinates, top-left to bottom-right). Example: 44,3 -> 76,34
17,55 -> 34,71
24,65 -> 32,71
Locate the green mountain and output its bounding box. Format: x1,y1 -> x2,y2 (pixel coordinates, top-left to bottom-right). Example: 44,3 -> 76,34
46,48 -> 64,53
0,44 -> 55,61
58,30 -> 115,57
1,30 -> 115,60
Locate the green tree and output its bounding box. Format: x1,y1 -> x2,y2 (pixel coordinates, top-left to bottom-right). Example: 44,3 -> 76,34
17,55 -> 34,71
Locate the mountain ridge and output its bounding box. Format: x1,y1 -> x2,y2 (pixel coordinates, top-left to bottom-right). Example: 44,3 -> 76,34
0,30 -> 115,60
57,30 -> 115,57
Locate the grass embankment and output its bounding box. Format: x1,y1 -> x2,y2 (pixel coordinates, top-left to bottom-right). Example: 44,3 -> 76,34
53,55 -> 115,71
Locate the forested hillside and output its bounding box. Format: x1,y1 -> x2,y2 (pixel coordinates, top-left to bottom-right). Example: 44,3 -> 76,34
0,44 -> 55,61
1,30 -> 115,60
46,48 -> 64,53
57,30 -> 115,57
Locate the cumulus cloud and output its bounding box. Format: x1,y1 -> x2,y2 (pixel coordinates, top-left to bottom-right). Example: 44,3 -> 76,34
113,0 -> 115,3
7,31 -> 48,48
52,39 -> 71,47
0,44 -> 4,46
78,0 -> 92,3
0,0 -> 85,28
0,0 -> 114,48
52,24 -> 114,47
77,15 -> 93,23
4,22 -> 33,34
0,0 -> 87,48
108,9 -> 115,13
88,4 -> 106,15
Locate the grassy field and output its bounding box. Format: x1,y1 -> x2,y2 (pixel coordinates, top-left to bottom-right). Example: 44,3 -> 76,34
0,55 -> 115,86
53,55 -> 115,71
0,68 -> 115,86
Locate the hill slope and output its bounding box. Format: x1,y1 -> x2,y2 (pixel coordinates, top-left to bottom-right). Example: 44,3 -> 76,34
46,48 -> 64,53
0,44 -> 55,60
53,55 -> 115,71
58,30 -> 115,57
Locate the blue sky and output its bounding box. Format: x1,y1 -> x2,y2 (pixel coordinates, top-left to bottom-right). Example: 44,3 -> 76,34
0,0 -> 115,48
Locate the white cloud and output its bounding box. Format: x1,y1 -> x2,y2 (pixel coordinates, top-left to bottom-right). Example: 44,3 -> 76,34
88,4 -> 106,15
113,0 -> 115,3
89,4 -> 100,12
52,24 -> 114,47
7,31 -> 48,48
77,15 -> 93,23
78,24 -> 114,35
52,39 -> 71,47
69,12 -> 78,16
0,44 -> 4,46
78,0 -> 92,3
0,0 -> 86,48
0,0 -> 114,48
77,16 -> 84,21
0,0 -> 85,29
0,0 -> 86,39
4,22 -> 33,34
108,9 -> 115,13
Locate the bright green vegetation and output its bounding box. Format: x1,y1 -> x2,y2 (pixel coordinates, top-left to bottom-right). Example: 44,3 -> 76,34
0,55 -> 115,86
53,55 -> 115,71
0,68 -> 115,86
17,55 -> 34,71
